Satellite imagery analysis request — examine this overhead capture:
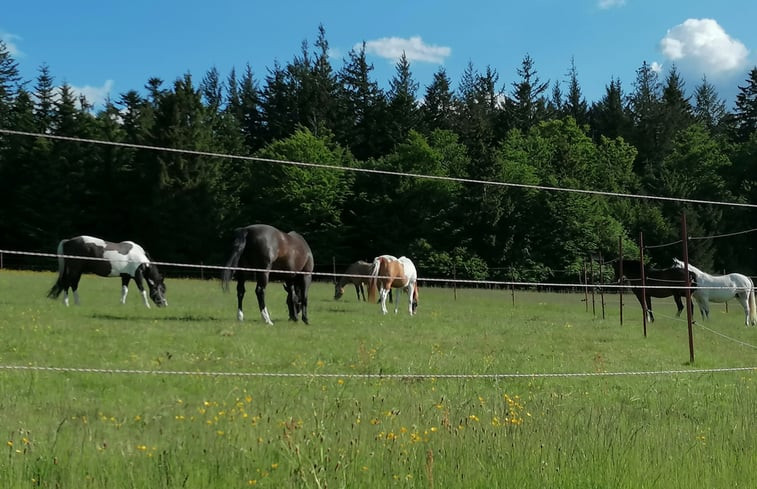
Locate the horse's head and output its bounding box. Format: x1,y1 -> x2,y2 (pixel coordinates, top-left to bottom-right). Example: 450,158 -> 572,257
145,265 -> 167,307
334,282 -> 345,300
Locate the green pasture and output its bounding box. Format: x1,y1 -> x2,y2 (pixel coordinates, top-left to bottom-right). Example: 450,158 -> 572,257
1,270 -> 756,488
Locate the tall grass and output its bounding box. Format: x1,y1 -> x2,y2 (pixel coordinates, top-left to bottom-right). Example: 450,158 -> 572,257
1,270 -> 756,488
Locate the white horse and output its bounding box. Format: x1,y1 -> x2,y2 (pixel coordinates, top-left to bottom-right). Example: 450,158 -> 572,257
367,255 -> 418,315
672,258 -> 757,326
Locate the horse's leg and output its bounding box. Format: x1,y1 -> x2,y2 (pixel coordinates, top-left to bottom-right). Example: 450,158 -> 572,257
394,287 -> 402,314
130,269 -> 151,308
300,273 -> 311,325
379,285 -> 389,314
354,283 -> 361,301
406,284 -> 415,315
255,272 -> 273,325
236,275 -> 246,321
70,272 -> 82,306
284,281 -> 298,322
736,292 -> 750,326
61,269 -> 72,306
359,283 -> 366,301
673,294 -> 684,317
646,296 -> 654,322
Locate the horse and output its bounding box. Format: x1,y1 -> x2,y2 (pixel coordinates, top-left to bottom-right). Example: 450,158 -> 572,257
672,258 -> 757,326
367,255 -> 418,315
612,259 -> 692,322
47,235 -> 167,308
222,224 -> 313,324
334,260 -> 373,301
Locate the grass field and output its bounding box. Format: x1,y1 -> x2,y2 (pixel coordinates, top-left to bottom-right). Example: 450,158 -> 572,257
1,270 -> 757,488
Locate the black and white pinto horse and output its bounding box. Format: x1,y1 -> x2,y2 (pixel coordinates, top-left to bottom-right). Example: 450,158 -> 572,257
222,224 -> 314,324
47,236 -> 167,308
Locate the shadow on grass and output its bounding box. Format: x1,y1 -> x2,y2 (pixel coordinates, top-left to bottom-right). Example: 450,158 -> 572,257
90,313 -> 223,322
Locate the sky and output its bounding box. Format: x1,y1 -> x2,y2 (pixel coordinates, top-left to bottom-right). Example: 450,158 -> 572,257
3,0 -> 756,111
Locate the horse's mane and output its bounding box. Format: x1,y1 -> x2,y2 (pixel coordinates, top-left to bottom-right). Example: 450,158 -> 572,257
672,258 -> 705,276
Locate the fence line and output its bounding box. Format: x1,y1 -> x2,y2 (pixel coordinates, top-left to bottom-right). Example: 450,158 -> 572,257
0,364 -> 754,380
1,248 -> 705,290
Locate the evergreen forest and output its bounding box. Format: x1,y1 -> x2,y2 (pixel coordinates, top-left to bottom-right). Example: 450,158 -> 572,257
2,26 -> 757,283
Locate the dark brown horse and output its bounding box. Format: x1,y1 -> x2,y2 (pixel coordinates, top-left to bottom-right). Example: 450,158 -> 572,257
334,260 -> 373,301
613,259 -> 694,322
222,224 -> 313,324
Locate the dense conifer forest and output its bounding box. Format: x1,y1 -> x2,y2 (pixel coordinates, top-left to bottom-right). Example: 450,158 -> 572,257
2,26 -> 757,282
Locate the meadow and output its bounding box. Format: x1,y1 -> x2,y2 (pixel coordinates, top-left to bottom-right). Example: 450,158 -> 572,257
1,269 -> 756,488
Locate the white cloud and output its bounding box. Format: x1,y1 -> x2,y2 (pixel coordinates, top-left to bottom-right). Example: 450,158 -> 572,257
0,31 -> 23,57
660,18 -> 749,76
361,36 -> 451,64
598,0 -> 626,9
70,80 -> 115,109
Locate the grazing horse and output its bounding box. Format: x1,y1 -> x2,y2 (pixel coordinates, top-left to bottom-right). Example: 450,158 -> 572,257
612,259 -> 692,322
334,260 -> 373,301
367,255 -> 418,315
222,224 -> 313,324
672,258 -> 757,326
47,236 -> 167,308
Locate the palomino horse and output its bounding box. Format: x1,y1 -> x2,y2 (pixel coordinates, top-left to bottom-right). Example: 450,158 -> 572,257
672,258 -> 757,326
612,259 -> 692,322
334,260 -> 373,301
47,236 -> 167,307
367,255 -> 418,315
222,224 -> 313,324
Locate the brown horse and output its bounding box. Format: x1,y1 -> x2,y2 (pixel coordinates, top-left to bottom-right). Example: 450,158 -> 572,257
222,224 -> 313,324
367,255 -> 418,315
613,259 -> 694,322
334,260 -> 373,301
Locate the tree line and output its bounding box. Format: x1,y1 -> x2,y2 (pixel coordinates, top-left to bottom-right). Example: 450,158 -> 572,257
2,25 -> 757,282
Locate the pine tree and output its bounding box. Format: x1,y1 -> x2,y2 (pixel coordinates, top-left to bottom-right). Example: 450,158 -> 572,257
0,40 -> 21,130
337,42 -> 389,159
386,52 -> 420,144
563,57 -> 588,126
589,78 -> 631,141
510,54 -> 549,132
659,65 -> 693,151
733,67 -> 757,142
420,67 -> 455,133
627,61 -> 662,177
692,76 -> 727,133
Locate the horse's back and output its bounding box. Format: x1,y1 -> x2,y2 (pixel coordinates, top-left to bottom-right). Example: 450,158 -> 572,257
398,256 -> 417,283
238,224 -> 313,273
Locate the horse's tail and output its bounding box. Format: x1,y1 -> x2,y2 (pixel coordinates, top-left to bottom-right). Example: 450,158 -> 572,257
367,257 -> 381,303
47,240 -> 66,299
749,281 -> 757,325
222,228 -> 247,292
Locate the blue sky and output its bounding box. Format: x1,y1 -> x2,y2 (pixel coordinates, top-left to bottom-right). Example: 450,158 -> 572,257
3,0 -> 756,110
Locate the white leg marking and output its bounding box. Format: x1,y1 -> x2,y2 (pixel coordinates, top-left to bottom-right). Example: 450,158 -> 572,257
379,289 -> 388,314
64,291 -> 70,307
121,285 -> 128,304
237,309 -> 244,321
261,307 -> 273,325
141,290 -> 150,308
